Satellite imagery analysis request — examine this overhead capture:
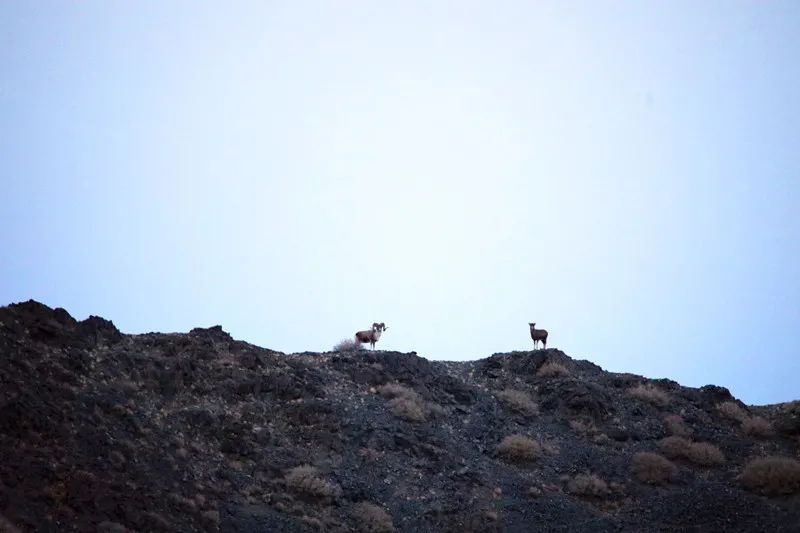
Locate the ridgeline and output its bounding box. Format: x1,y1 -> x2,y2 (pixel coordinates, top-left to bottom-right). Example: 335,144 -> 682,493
1,300 -> 798,532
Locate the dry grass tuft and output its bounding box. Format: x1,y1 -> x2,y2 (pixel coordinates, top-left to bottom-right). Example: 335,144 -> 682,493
567,474 -> 609,497
496,389 -> 539,416
378,383 -> 421,402
628,384 -> 670,407
284,465 -> 341,498
740,456 -> 800,496
569,418 -> 598,437
496,434 -> 543,462
658,436 -> 692,459
387,397 -> 427,422
663,414 -> 692,437
377,383 -> 438,423
332,338 -> 361,352
742,416 -> 773,438
537,362 -> 570,378
717,401 -> 750,424
658,437 -> 724,466
352,502 -> 395,532
685,442 -> 725,466
632,452 -> 678,485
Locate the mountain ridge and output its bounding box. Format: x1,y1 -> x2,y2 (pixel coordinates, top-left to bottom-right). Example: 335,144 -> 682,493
1,300 -> 798,532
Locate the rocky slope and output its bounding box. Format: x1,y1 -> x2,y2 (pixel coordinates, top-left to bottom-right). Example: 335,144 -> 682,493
0,300 -> 798,532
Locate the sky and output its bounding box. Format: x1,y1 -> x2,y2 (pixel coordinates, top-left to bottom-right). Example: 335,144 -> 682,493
1,2 -> 798,405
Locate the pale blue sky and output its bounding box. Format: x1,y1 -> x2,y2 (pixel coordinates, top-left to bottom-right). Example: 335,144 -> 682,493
1,2 -> 798,404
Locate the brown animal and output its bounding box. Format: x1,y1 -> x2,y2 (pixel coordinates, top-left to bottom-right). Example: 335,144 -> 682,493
529,322 -> 548,349
355,322 -> 388,350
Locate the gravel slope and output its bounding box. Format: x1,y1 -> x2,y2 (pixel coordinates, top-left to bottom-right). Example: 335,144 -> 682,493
1,300 -> 798,532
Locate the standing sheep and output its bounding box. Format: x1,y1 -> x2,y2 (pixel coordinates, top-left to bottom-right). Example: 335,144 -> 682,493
355,322 -> 388,350
529,322 -> 548,349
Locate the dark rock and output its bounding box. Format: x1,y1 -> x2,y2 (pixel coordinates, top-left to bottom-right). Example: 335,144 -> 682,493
540,379 -> 612,420
189,325 -> 232,342
77,316 -> 122,346
775,402 -> 800,436
0,300 -> 797,533
699,385 -> 735,404
97,521 -> 127,533
436,375 -> 476,405
607,427 -> 631,442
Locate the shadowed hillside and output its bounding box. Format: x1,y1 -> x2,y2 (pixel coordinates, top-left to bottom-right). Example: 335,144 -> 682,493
1,300 -> 798,532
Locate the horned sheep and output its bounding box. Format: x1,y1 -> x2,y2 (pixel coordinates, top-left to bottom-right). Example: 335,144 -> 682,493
355,322 -> 388,350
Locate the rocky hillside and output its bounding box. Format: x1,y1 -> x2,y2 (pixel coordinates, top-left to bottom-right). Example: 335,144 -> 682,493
1,300 -> 799,532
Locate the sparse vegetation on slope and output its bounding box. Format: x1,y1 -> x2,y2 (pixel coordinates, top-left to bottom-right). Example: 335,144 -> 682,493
352,502 -> 395,532
284,465 -> 342,499
536,361 -> 570,377
663,414 -> 692,437
333,338 -> 361,352
566,474 -> 609,497
1,300 -> 798,532
658,437 -> 725,466
377,382 -> 440,422
495,434 -> 543,462
742,416 -> 773,437
740,456 -> 800,496
632,452 -> 678,485
628,384 -> 670,407
496,388 -> 539,416
718,401 -> 750,423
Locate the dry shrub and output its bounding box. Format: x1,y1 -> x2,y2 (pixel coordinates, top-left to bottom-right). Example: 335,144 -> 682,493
628,384 -> 670,407
378,383 -> 436,423
658,437 -> 724,466
496,389 -> 539,416
496,434 -> 542,461
631,452 -> 678,485
569,418 -> 598,436
352,502 -> 395,532
284,465 -> 341,498
685,442 -> 725,466
378,383 -> 421,402
537,362 -> 570,378
592,433 -> 612,445
663,414 -> 692,437
742,416 -> 773,437
717,401 -> 750,424
333,338 -> 361,352
300,516 -> 323,530
740,456 -> 800,496
567,474 -> 609,497
387,397 -> 426,422
658,436 -> 692,459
